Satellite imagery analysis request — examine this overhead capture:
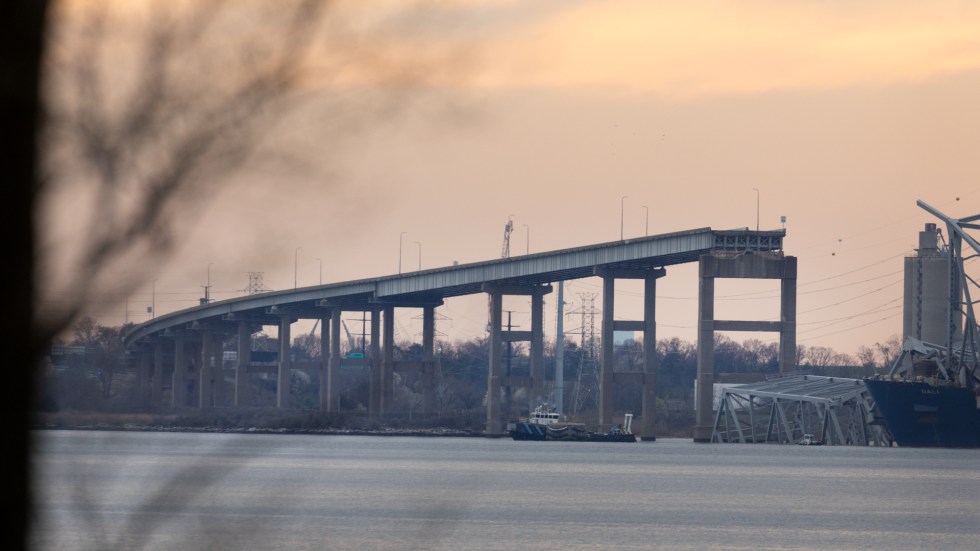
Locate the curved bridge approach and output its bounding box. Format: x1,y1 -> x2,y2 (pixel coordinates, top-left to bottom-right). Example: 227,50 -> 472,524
125,226 -> 795,437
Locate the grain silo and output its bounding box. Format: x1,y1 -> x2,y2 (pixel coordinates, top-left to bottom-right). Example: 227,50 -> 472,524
903,223 -> 960,345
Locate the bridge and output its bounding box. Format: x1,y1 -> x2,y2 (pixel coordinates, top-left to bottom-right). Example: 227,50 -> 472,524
125,226 -> 796,439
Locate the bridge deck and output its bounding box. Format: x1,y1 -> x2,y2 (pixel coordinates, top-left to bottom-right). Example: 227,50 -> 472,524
125,227 -> 784,345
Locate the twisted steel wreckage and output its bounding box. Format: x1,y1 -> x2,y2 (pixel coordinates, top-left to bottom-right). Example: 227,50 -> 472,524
711,200 -> 980,447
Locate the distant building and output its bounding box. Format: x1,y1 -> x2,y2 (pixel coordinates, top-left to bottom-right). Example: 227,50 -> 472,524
613,331 -> 636,345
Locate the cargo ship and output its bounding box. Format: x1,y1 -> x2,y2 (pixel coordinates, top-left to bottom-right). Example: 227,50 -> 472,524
864,376 -> 980,448
508,406 -> 638,442
862,201 -> 980,447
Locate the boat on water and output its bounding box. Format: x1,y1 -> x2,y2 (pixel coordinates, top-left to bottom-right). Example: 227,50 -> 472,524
508,406 -> 638,442
864,374 -> 980,448
797,433 -> 823,446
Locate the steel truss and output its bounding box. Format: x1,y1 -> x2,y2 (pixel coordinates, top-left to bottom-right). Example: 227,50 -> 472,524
710,375 -> 892,446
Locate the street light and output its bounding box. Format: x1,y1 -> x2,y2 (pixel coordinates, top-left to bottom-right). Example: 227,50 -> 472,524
317,258 -> 322,285
415,241 -> 422,270
294,247 -> 301,289
203,262 -> 213,304
752,188 -> 759,231
523,224 -> 530,254
399,232 -> 407,274
151,278 -> 158,319
620,195 -> 628,240
642,205 -> 649,236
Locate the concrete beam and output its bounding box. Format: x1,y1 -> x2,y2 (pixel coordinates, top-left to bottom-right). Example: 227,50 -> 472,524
613,320 -> 645,332
594,267 -> 666,280
501,331 -> 532,342
713,320 -> 784,332
481,283 -> 553,296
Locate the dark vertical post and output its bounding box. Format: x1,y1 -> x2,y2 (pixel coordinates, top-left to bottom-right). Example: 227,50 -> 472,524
172,335 -> 187,407
370,307 -> 381,417
153,341 -> 164,406
422,305 -> 436,417
212,336 -> 225,406
529,287 -> 545,412
235,320 -> 250,407
277,317 -> 291,409
383,305 -> 395,415
600,275 -> 615,431
319,313 -> 330,412
694,257 -> 716,442
779,257 -> 798,374
328,308 -> 342,413
139,348 -> 151,406
200,329 -> 213,408
486,288 -> 503,434
641,275 -> 658,440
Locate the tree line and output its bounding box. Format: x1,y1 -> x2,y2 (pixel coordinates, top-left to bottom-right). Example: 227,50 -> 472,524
39,317 -> 900,434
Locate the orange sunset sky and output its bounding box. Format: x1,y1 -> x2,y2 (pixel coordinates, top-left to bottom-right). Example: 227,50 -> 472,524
40,1 -> 980,356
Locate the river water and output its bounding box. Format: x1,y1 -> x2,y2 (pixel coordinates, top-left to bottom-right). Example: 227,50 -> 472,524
31,431 -> 980,550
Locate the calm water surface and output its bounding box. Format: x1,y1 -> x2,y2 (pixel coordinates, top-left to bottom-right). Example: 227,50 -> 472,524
31,431 -> 980,550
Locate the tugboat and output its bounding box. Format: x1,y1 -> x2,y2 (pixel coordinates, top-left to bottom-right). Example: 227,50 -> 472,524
508,406 -> 637,442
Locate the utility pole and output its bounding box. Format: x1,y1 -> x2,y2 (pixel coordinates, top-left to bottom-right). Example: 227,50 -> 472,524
621,195 -> 628,240
555,281 -> 565,415
294,247 -> 300,289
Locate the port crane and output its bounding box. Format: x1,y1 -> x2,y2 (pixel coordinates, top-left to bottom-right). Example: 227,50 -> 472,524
487,216 -> 515,332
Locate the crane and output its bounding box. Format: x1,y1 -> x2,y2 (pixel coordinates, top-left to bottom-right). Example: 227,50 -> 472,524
488,216 -> 515,331
501,216 -> 514,258
341,320 -> 360,358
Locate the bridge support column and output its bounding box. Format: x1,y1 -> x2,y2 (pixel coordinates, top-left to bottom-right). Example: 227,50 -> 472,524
484,284 -> 551,435
369,307 -> 381,417
328,309 -> 341,413
235,321 -> 251,407
641,273 -> 662,440
200,329 -> 214,408
595,267 -> 666,436
600,275 -> 615,431
529,286 -> 545,414
318,313 -> 330,412
694,270 -> 715,442
211,335 -> 225,407
382,305 -> 395,416
693,254 -> 797,442
153,341 -> 164,406
486,288 -> 503,434
138,348 -> 151,406
277,317 -> 291,409
172,335 -> 187,407
422,305 -> 436,417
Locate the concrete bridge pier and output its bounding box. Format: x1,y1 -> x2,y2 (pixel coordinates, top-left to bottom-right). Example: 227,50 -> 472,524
199,329 -> 214,408
422,305 -> 437,417
595,267 -> 665,436
138,346 -> 151,405
484,283 -> 552,435
327,308 -> 342,413
235,320 -> 251,407
171,334 -> 188,407
277,316 -> 293,409
369,307 -> 382,416
693,254 -> 797,442
153,341 -> 165,406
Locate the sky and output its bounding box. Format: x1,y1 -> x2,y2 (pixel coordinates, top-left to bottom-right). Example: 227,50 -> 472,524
42,0 -> 980,357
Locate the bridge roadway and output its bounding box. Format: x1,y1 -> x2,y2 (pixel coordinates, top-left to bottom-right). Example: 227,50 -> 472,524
125,226 -> 793,438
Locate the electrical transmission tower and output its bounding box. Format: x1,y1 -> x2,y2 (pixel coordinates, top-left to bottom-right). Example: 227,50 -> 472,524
567,292 -> 600,416
244,272 -> 271,295
501,217 -> 514,258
